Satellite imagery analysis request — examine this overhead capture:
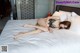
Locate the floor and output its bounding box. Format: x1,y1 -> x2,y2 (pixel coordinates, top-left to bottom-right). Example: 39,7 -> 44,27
0,17 -> 10,34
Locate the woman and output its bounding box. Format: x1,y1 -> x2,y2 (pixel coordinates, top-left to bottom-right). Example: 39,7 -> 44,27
13,16 -> 60,40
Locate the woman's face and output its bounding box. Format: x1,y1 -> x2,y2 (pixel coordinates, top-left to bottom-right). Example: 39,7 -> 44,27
59,24 -> 67,29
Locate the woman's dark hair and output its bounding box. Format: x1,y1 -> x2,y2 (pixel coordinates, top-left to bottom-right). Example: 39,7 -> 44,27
59,21 -> 71,29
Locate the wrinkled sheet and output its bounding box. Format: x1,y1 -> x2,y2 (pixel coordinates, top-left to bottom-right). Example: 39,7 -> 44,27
0,20 -> 80,53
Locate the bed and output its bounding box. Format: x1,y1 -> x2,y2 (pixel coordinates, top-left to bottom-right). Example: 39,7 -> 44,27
0,5 -> 80,53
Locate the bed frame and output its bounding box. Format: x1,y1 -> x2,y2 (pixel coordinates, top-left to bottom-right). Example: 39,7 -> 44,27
56,5 -> 80,15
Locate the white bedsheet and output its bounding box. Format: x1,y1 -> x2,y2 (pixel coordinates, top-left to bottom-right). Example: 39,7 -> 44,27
0,19 -> 80,53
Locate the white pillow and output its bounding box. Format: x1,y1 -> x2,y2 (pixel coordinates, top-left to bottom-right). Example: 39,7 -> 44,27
72,12 -> 79,17
52,11 -> 67,21
52,11 -> 60,16
67,12 -> 80,22
69,16 -> 80,35
59,13 -> 67,21
59,10 -> 72,18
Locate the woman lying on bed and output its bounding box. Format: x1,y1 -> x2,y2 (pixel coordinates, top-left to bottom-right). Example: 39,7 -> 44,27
14,16 -> 71,40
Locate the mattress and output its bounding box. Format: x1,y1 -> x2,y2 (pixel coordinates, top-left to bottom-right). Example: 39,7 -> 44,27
0,19 -> 80,53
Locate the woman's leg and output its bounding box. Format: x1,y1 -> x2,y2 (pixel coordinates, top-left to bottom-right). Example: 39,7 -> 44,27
14,29 -> 42,40
13,24 -> 49,40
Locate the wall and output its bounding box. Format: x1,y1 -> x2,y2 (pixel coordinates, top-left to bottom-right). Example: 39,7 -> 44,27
35,0 -> 49,18
11,0 -> 55,19
35,0 -> 54,18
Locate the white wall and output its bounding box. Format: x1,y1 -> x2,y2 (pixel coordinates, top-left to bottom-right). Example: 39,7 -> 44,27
11,0 -> 55,19
35,0 -> 54,18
